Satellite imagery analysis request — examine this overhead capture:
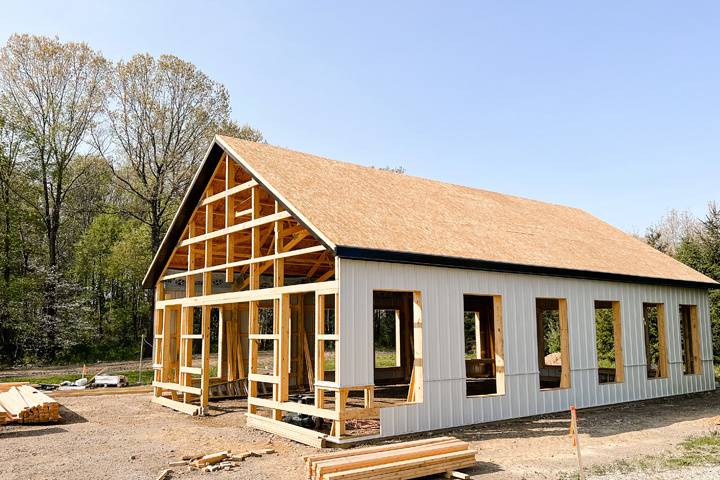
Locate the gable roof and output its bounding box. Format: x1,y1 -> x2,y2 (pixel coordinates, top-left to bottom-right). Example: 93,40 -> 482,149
142,135 -> 717,289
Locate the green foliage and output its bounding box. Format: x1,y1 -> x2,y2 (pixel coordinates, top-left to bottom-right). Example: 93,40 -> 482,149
541,308 -> 561,356
595,307 -> 616,368
673,203 -> 720,363
0,34 -> 264,367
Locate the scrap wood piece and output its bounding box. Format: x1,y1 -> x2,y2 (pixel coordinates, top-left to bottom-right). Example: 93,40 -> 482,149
191,451 -> 230,467
156,469 -> 173,480
444,471 -> 471,479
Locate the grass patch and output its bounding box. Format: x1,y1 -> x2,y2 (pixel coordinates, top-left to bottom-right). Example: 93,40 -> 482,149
585,431 -> 720,476
374,350 -> 398,368
322,350 -> 398,371
1,369 -> 155,386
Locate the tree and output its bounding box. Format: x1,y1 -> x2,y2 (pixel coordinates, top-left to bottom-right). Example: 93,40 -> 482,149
0,34 -> 109,361
0,112 -> 24,281
0,34 -> 109,269
645,209 -> 699,256
97,53 -> 232,254
219,119 -> 266,143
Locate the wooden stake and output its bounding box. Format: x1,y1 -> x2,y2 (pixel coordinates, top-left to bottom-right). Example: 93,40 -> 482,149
568,405 -> 585,480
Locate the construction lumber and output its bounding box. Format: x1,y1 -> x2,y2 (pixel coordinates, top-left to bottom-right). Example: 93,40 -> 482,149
246,413 -> 327,448
303,436 -> 476,480
0,385 -> 60,423
155,469 -> 173,480
152,395 -> 201,416
0,382 -> 29,393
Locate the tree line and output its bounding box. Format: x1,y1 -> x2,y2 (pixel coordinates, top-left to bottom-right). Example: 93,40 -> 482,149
0,34 -> 264,366
0,33 -> 718,369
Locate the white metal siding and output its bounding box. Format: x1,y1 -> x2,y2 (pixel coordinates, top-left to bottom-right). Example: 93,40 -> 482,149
337,259 -> 715,437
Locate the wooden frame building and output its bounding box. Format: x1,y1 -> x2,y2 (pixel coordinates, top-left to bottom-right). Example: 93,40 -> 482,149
143,135 -> 717,446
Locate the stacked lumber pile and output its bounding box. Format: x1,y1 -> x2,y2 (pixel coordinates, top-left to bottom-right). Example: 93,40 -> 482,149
303,436 -> 477,480
0,385 -> 60,423
163,448 -> 276,474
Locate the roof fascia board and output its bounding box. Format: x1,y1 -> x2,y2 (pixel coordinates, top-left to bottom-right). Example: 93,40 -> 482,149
142,141 -> 222,288
335,246 -> 719,290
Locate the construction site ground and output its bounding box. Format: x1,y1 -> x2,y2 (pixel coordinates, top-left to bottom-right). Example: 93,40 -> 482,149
1,382 -> 719,479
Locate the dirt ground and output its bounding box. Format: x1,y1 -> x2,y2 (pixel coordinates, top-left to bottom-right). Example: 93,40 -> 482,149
1,387 -> 719,480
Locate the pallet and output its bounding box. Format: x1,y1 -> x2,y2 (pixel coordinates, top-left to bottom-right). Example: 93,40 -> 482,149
303,436 -> 477,480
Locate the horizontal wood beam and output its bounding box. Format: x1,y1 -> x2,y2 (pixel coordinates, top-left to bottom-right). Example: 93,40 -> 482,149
199,179 -> 257,207
180,211 -> 291,248
162,245 -> 326,281
156,280 -> 338,308
152,395 -> 200,416
248,373 -> 279,384
152,381 -> 202,396
180,366 -> 202,375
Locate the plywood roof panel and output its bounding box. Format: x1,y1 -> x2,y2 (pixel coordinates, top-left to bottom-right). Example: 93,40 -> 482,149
218,135 -> 715,286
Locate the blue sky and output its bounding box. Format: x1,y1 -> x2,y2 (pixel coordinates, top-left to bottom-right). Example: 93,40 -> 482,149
2,1 -> 719,233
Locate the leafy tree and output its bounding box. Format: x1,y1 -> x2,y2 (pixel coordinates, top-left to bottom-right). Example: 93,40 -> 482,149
0,34 -> 109,270
675,203 -> 720,362
96,53 -> 231,253
219,120 -> 266,143
0,34 -> 109,361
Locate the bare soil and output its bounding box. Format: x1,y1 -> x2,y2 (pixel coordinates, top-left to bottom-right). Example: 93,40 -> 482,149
1,387 -> 718,479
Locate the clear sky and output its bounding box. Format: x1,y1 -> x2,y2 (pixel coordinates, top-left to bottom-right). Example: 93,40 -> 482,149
2,1 -> 719,233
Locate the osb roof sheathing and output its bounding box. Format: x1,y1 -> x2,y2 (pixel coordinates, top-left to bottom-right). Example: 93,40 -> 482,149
217,135 -> 714,286
141,135 -> 717,288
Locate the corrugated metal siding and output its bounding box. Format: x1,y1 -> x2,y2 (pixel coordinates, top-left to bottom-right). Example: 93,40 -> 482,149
337,259 -> 716,437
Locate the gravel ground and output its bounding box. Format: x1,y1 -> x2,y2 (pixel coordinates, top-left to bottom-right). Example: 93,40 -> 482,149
0,387 -> 718,479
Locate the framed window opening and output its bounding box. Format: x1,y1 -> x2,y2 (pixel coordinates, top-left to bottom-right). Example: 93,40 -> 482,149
679,304 -> 701,375
371,290 -> 423,405
536,298 -> 570,390
643,303 -> 668,379
463,294 -> 505,396
594,300 -> 624,384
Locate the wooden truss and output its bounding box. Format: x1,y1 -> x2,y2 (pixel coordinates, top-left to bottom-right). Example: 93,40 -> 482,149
150,150 -> 381,443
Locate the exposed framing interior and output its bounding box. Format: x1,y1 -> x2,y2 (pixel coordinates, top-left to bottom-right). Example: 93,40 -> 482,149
679,304 -> 702,375
463,295 -> 505,396
594,300 -> 624,384
642,302 -> 668,379
371,291 -> 424,408
150,149 -> 399,445
535,298 -> 570,390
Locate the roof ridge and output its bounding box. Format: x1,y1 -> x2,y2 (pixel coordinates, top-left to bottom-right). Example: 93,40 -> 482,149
218,135 -> 584,214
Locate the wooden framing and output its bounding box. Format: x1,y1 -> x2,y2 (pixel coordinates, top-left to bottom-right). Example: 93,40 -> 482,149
462,294 -> 505,396
594,300 -> 624,384
151,147 -> 380,443
535,298 -> 570,390
643,302 -> 668,379
679,304 -> 702,375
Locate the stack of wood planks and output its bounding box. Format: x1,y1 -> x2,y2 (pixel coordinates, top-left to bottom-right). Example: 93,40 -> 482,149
0,384 -> 60,424
303,436 -> 477,480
